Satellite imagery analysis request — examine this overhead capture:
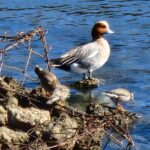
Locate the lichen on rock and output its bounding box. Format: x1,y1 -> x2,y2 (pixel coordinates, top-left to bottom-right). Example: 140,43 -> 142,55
73,78 -> 100,89
0,106 -> 7,126
8,107 -> 51,129
0,126 -> 28,147
48,114 -> 78,140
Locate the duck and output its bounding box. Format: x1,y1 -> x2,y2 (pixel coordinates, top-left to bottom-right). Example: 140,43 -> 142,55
102,88 -> 134,104
50,20 -> 114,80
35,65 -> 69,104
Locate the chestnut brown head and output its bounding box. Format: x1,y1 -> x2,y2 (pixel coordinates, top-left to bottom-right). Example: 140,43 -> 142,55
91,21 -> 114,40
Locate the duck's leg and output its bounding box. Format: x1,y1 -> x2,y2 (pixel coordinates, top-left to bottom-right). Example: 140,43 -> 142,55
88,70 -> 93,79
83,73 -> 88,80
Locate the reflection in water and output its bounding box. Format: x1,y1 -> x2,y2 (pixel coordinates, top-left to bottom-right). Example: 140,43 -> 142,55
0,0 -> 150,149
69,89 -> 116,111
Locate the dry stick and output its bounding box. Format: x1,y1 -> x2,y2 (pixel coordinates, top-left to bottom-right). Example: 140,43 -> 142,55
47,129 -> 96,149
22,41 -> 32,85
1,64 -> 35,81
116,122 -> 133,145
110,122 -> 133,145
40,34 -> 51,71
46,105 -> 129,149
19,113 -> 101,149
2,64 -> 23,72
103,128 -> 113,150
48,126 -> 109,149
0,27 -> 49,85
0,34 -> 18,40
0,27 -> 46,53
31,50 -> 44,58
0,61 -> 3,72
27,120 -> 50,136
104,130 -> 126,149
114,123 -> 133,144
4,42 -> 20,52
0,52 -> 3,72
0,93 -> 8,101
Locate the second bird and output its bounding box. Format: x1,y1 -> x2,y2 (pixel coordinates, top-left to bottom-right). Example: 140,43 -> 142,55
50,20 -> 114,80
35,65 -> 69,105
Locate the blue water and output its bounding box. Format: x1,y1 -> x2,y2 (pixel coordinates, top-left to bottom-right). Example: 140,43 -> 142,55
0,0 -> 150,149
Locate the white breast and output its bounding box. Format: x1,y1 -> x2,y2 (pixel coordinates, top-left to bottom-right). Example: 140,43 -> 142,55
90,39 -> 110,71
98,38 -> 110,66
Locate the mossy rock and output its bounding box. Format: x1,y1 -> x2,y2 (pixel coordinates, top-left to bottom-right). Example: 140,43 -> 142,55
73,78 -> 100,89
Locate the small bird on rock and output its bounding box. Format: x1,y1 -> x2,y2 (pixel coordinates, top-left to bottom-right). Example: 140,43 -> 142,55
50,20 -> 114,80
35,65 -> 69,104
102,88 -> 134,105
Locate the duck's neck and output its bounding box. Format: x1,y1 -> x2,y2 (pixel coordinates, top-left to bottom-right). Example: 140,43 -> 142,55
92,34 -> 103,41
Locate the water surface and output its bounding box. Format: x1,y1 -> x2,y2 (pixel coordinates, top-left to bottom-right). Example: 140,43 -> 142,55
0,0 -> 150,149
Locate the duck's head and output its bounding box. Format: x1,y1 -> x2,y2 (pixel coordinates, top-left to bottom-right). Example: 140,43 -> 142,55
91,20 -> 114,40
35,65 -> 43,75
35,65 -> 60,88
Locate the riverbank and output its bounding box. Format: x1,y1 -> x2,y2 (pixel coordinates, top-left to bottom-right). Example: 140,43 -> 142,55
0,76 -> 138,149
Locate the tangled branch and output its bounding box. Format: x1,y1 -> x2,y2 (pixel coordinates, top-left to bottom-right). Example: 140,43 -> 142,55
0,26 -> 50,84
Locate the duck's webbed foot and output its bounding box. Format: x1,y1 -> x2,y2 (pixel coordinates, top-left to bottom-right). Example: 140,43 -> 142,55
83,72 -> 94,80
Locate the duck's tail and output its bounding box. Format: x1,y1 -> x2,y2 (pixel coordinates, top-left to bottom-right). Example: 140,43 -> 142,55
49,58 -> 62,67
49,58 -> 71,71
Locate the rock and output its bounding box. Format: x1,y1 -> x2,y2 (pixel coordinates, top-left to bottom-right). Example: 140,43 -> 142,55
26,140 -> 49,150
0,126 -> 28,146
8,107 -> 51,129
0,106 -> 7,126
87,102 -> 138,125
5,92 -> 18,109
73,78 -> 100,89
30,87 -> 48,99
3,76 -> 24,92
74,127 -> 104,150
86,102 -> 112,117
0,76 -> 138,149
49,114 -> 77,139
0,77 -> 10,88
0,76 -> 22,93
49,114 -> 77,140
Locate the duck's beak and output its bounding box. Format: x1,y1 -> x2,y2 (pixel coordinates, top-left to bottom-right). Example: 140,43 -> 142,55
107,28 -> 114,34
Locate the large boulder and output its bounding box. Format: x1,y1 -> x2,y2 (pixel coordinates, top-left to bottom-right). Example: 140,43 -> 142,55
44,113 -> 78,149
0,126 -> 28,147
49,114 -> 78,140
8,107 -> 51,129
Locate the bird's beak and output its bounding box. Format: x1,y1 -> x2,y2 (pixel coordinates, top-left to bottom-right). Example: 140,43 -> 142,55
107,28 -> 114,34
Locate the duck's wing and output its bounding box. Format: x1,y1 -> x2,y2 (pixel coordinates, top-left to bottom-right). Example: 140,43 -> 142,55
110,88 -> 130,96
103,88 -> 129,98
52,42 -> 99,66
102,91 -> 119,99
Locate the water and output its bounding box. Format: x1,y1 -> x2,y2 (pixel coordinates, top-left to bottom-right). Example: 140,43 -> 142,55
0,0 -> 150,149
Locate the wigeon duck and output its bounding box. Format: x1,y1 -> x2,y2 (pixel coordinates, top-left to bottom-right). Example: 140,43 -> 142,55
50,20 -> 114,79
102,88 -> 134,104
35,65 -> 69,104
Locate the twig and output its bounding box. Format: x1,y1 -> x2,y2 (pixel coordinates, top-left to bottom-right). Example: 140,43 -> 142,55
0,26 -> 49,85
